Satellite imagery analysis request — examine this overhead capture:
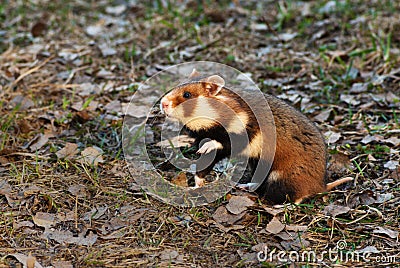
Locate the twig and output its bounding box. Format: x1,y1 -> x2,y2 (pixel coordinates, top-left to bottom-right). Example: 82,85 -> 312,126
10,56 -> 54,87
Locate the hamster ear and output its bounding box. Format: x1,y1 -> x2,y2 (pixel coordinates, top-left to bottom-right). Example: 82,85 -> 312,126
203,75 -> 225,95
188,68 -> 201,78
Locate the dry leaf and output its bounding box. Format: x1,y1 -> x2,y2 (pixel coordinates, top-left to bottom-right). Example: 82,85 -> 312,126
51,261 -> 74,268
323,204 -> 350,217
324,131 -> 341,144
285,225 -> 308,232
44,229 -> 98,246
212,206 -> 245,225
262,206 -> 284,216
384,160 -> 399,170
226,195 -> 254,215
373,226 -> 399,239
33,212 -> 55,228
56,143 -> 79,159
171,172 -> 188,187
26,133 -> 53,152
266,216 -> 285,234
79,146 -> 104,166
159,249 -> 179,260
6,253 -> 44,268
68,184 -> 88,197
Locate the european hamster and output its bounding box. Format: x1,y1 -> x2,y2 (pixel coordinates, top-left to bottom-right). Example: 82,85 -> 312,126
160,69 -> 352,204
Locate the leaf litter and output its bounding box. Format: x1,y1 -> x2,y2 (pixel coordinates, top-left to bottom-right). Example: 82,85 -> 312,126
1,1 -> 399,267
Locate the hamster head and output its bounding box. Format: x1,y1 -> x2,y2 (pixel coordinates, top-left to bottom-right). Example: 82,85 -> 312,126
160,70 -> 227,131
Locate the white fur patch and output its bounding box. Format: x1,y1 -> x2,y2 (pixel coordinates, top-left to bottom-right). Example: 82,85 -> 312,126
226,111 -> 248,134
241,132 -> 263,158
184,98 -> 219,131
267,170 -> 280,182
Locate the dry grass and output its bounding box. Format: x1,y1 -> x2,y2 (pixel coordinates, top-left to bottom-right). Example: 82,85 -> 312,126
0,1 -> 399,267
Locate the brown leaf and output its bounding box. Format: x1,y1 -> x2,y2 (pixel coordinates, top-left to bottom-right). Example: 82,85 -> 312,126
104,100 -> 122,113
324,131 -> 341,144
0,179 -> 12,195
67,184 -> 88,197
347,190 -> 376,208
56,143 -> 79,159
51,261 -> 73,268
314,108 -> 332,122
6,253 -> 44,268
26,133 -> 53,152
225,195 -> 254,215
285,224 -> 308,232
261,206 -> 284,216
43,228 -> 98,246
33,212 -> 55,228
31,21 -> 47,37
323,204 -> 350,217
159,249 -> 179,261
373,226 -> 399,239
171,172 -> 188,187
79,146 -> 104,166
212,206 -> 245,225
266,216 -> 285,234
9,95 -> 34,110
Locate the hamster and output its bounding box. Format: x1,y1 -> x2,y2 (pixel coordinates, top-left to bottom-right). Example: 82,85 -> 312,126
160,69 -> 352,204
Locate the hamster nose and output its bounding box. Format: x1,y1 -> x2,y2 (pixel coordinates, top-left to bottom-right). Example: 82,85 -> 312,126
161,99 -> 169,110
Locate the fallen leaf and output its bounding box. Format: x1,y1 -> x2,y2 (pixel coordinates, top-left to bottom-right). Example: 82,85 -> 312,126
68,184 -> 88,197
266,216 -> 285,234
6,253 -> 44,268
159,249 -> 179,260
324,131 -> 342,144
323,204 -> 350,217
79,146 -> 104,166
226,195 -> 254,215
13,220 -> 34,230
9,95 -> 34,110
314,108 -> 332,122
44,228 -> 98,246
349,82 -> 368,93
105,5 -> 127,15
384,160 -> 399,170
31,21 -> 47,37
285,225 -> 308,232
98,43 -> 117,57
347,190 -> 377,208
373,226 -> 399,239
361,135 -> 376,144
382,136 -> 400,146
171,172 -> 188,187
86,24 -> 103,36
212,206 -> 245,225
356,246 -> 380,254
33,212 -> 55,228
262,206 -> 284,216
56,143 -> 79,159
0,179 -> 12,195
104,100 -> 122,113
25,133 -> 53,152
51,261 -> 73,268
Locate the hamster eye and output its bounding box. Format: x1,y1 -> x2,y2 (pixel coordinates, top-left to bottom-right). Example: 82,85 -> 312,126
183,91 -> 191,99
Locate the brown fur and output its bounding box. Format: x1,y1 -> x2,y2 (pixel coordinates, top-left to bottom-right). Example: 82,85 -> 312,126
160,74 -> 352,204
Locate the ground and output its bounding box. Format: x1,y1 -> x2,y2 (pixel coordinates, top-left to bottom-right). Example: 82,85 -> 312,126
0,1 -> 399,267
